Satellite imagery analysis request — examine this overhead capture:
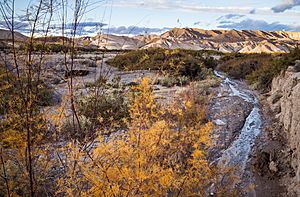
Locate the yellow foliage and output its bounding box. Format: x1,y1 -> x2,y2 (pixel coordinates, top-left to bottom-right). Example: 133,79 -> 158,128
58,77 -> 214,196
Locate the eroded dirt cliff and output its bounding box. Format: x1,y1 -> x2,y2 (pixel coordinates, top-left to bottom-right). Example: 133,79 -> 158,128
267,60 -> 300,196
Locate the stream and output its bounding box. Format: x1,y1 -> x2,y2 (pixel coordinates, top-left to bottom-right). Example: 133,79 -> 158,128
213,71 -> 262,190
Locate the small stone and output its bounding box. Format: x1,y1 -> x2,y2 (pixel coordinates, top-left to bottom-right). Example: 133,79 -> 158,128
213,119 -> 226,126
153,86 -> 160,91
269,161 -> 278,173
51,78 -> 61,85
268,91 -> 282,104
271,103 -> 281,114
294,60 -> 300,72
287,66 -> 297,73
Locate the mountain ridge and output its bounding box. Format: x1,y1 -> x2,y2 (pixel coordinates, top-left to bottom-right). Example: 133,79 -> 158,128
1,28 -> 300,53
88,28 -> 300,53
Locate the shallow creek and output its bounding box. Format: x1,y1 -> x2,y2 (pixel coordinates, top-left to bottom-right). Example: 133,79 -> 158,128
213,71 -> 262,190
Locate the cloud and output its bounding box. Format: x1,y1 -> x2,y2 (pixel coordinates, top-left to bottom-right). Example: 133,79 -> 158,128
62,22 -> 107,35
272,0 -> 300,12
249,9 -> 256,14
217,18 -> 300,32
0,19 -> 170,36
217,14 -> 245,21
114,1 -> 263,14
54,22 -> 169,36
0,21 -> 108,35
112,0 -> 300,19
193,21 -> 202,25
0,20 -> 30,30
50,24 -> 169,36
103,26 -> 170,35
68,22 -> 107,28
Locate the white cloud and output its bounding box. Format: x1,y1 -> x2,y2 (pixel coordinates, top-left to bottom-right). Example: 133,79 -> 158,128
113,0 -> 300,16
217,14 -> 245,21
217,18 -> 300,32
114,1 -> 254,14
272,0 -> 300,12
103,26 -> 170,35
249,9 -> 256,14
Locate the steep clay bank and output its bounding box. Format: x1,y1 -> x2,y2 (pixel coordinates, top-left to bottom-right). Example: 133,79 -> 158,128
265,60 -> 300,196
248,60 -> 300,197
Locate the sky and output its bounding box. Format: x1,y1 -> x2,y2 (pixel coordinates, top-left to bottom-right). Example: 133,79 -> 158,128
6,0 -> 300,36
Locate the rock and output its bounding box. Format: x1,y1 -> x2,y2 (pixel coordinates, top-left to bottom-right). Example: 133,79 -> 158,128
126,81 -> 139,86
254,151 -> 270,176
50,77 -> 61,85
268,63 -> 300,195
271,103 -> 281,114
267,91 -> 282,104
153,87 -> 160,91
287,61 -> 300,73
64,70 -> 90,78
294,60 -> 300,72
52,92 -> 62,105
213,119 -> 226,126
287,66 -> 297,73
269,161 -> 278,173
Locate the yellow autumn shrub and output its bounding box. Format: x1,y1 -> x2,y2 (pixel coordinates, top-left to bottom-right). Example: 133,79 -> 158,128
57,77 -> 214,196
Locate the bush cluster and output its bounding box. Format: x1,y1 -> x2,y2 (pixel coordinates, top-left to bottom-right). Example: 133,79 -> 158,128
218,48 -> 300,91
65,76 -> 130,139
155,75 -> 190,87
0,68 -> 55,115
106,48 -> 219,80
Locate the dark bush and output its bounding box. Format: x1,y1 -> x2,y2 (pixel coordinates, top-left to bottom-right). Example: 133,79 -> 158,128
106,48 -> 219,80
0,68 -> 56,114
156,75 -> 190,87
219,48 -> 300,92
77,90 -> 129,131
77,76 -> 129,135
218,54 -> 271,79
64,70 -> 90,78
36,86 -> 58,106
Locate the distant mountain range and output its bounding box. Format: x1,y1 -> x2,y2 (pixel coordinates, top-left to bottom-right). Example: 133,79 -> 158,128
0,29 -> 28,42
1,28 -> 300,53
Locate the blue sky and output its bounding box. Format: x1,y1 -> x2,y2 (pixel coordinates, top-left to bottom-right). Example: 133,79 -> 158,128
10,0 -> 300,35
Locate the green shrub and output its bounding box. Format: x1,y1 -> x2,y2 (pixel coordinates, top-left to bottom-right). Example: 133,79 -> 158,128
219,48 -> 300,92
77,90 -> 129,133
80,75 -> 128,132
177,75 -> 190,86
191,78 -> 221,96
61,115 -> 92,140
36,86 -> 56,106
85,76 -> 122,89
155,75 -> 190,87
0,68 -> 56,115
218,54 -> 271,79
106,48 -> 219,80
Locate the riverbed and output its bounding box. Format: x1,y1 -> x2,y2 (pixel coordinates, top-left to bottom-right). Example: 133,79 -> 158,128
209,71 -> 263,195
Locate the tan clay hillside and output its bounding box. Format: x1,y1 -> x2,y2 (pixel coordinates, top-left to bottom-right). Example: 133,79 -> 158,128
88,34 -> 145,50
139,28 -> 300,53
85,28 -> 300,53
0,29 -> 27,42
1,28 -> 300,53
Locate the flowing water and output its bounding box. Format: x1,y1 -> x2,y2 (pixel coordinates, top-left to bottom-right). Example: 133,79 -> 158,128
214,71 -> 262,185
